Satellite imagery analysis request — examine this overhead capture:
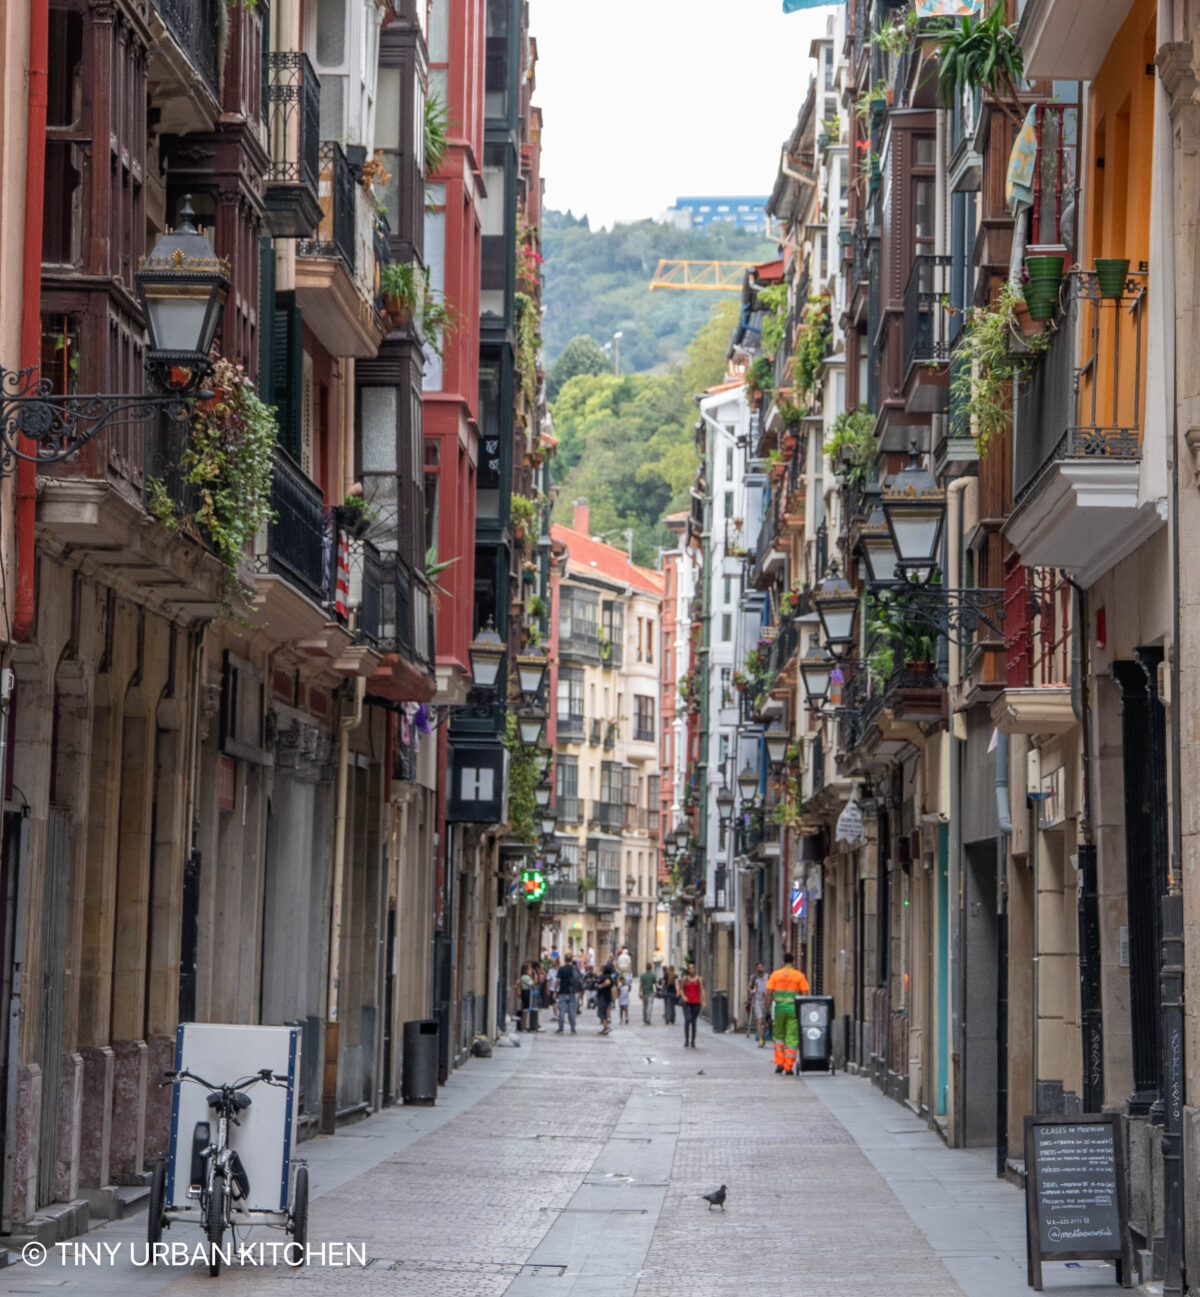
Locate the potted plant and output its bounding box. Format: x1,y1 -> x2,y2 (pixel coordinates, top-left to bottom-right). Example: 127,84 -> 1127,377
379,261 -> 420,329
510,492 -> 537,543
1095,258 -> 1131,300
732,671 -> 748,692
1023,245 -> 1067,318
527,592 -> 547,619
334,493 -> 375,538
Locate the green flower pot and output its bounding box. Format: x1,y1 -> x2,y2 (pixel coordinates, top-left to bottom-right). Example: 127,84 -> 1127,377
1025,255 -> 1065,284
1026,294 -> 1057,322
1095,258 -> 1131,300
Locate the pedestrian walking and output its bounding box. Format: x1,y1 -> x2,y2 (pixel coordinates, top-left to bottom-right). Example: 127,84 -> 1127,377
517,963 -> 533,1032
584,966 -> 597,1011
617,975 -> 631,1024
639,963 -> 656,1024
748,962 -> 769,1047
529,963 -> 545,1032
680,961 -> 705,1047
595,962 -> 615,1035
555,955 -> 581,1034
662,965 -> 679,1024
766,952 -> 810,1074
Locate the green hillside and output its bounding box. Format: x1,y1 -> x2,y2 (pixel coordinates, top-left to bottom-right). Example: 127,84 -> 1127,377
549,297 -> 740,567
541,209 -> 776,374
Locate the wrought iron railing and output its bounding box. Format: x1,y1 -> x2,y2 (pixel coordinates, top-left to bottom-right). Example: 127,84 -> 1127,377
556,796 -> 583,825
557,713 -> 585,741
349,538 -> 383,644
1014,269 -> 1147,507
299,142 -> 356,272
589,801 -> 625,832
259,450 -> 328,606
634,722 -> 655,743
903,254 -> 954,379
264,52 -> 321,194
154,0 -> 221,98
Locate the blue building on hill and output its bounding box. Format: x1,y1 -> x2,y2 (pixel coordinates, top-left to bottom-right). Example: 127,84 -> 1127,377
663,196 -> 771,234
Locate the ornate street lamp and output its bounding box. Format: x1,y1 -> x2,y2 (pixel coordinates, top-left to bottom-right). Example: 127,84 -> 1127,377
136,198 -> 230,385
518,710 -> 547,748
1,195 -> 229,474
764,722 -> 789,769
540,812 -> 557,838
534,781 -> 552,809
813,563 -> 859,654
541,838 -> 560,868
515,650 -> 549,704
737,761 -> 759,802
715,784 -> 735,821
880,448 -> 946,573
800,636 -> 834,706
673,822 -> 690,852
536,750 -> 552,780
859,496 -> 903,586
467,617 -> 505,692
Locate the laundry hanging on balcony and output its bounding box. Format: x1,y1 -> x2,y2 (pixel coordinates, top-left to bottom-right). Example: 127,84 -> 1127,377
915,0 -> 983,16
1006,106 -> 1040,216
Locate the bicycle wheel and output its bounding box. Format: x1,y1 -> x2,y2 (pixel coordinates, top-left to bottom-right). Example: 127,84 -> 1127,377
147,1159 -> 166,1248
288,1165 -> 309,1266
205,1179 -> 225,1277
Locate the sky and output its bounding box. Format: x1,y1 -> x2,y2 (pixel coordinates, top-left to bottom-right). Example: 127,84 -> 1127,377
528,1 -> 839,230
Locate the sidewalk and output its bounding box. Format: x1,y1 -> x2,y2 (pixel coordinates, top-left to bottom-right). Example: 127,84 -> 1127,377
0,1017 -> 1145,1296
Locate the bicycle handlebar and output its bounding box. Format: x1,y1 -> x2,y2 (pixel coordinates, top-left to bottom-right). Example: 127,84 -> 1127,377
162,1067 -> 286,1092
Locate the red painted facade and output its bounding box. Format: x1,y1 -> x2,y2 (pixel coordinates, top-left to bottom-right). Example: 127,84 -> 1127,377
425,0 -> 486,687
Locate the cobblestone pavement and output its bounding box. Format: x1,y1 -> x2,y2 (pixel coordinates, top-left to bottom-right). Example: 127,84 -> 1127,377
0,1014 -> 1129,1296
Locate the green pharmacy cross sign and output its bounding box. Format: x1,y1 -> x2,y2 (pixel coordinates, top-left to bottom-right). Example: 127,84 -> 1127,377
522,868 -> 546,904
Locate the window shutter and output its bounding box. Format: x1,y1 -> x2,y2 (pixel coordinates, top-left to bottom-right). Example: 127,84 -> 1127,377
258,236 -> 276,404
272,290 -> 303,463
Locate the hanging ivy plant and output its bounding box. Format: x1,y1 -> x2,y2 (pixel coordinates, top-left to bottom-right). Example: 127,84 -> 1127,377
148,357 -> 278,596
794,295 -> 832,396
824,408 -> 875,485
757,282 -> 789,357
515,291 -> 541,407
424,92 -> 450,177
951,283 -> 1050,455
502,710 -> 540,845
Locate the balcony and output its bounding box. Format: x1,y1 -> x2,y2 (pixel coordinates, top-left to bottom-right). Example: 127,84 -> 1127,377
603,723 -> 616,751
347,538 -> 384,645
1006,269 -> 1163,586
263,53 -> 323,238
557,712 -> 586,742
588,718 -> 602,746
147,0 -> 222,134
258,450 -> 328,607
588,801 -> 625,833
544,881 -> 584,913
1019,0 -> 1138,81
556,796 -> 583,826
902,255 -> 953,413
587,888 -> 621,913
633,723 -> 655,744
297,143 -> 386,358
561,627 -> 601,666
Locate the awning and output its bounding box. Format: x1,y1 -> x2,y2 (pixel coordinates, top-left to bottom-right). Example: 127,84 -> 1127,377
783,0 -> 844,11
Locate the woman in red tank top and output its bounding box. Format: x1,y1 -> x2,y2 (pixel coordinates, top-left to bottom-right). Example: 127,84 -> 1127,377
680,962 -> 705,1048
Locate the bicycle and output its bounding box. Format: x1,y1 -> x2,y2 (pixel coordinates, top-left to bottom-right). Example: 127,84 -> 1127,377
151,1067 -> 307,1276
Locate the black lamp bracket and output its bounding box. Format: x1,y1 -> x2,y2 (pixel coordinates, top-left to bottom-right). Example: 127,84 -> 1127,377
0,365 -> 198,475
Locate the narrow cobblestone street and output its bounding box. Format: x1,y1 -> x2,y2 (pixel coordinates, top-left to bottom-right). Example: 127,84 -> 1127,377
0,1019 -> 1125,1297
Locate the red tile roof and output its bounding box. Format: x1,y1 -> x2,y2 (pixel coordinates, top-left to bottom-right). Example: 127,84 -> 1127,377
551,523 -> 663,597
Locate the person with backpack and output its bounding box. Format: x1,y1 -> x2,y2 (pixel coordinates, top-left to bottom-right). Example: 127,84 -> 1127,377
555,955 -> 583,1034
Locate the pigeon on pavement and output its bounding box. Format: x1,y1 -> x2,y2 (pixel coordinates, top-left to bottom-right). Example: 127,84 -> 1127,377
702,1184 -> 727,1210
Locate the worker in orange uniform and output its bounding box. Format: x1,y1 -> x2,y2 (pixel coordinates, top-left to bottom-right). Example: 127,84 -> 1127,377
766,952 -> 810,1074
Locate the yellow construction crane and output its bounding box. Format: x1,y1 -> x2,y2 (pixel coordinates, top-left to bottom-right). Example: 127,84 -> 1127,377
648,260 -> 754,292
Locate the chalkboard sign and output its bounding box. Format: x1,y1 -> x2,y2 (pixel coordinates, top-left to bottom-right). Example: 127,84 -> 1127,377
1023,1113 -> 1132,1291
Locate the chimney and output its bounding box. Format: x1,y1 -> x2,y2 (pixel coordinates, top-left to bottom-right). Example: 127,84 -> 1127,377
573,498 -> 589,535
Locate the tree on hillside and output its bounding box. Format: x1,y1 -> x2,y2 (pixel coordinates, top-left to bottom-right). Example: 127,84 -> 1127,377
550,298 -> 739,565
547,335 -> 611,403
541,213 -> 775,373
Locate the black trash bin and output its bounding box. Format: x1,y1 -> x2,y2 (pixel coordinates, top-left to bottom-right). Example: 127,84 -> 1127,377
402,1019 -> 439,1105
710,991 -> 729,1034
796,996 -> 835,1073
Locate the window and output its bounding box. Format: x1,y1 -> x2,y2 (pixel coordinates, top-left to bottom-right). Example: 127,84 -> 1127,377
556,758 -> 581,823
558,839 -> 579,882
724,490 -> 733,520
557,667 -> 584,737
600,762 -> 622,804
562,590 -> 599,650
723,577 -> 732,606
719,734 -> 729,766
721,613 -> 733,643
635,696 -> 655,742
726,445 -> 734,477
647,775 -> 660,815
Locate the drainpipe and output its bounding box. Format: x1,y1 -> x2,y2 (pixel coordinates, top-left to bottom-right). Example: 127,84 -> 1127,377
323,675 -> 365,1134
13,0 -> 48,642
995,729 -> 1010,1178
